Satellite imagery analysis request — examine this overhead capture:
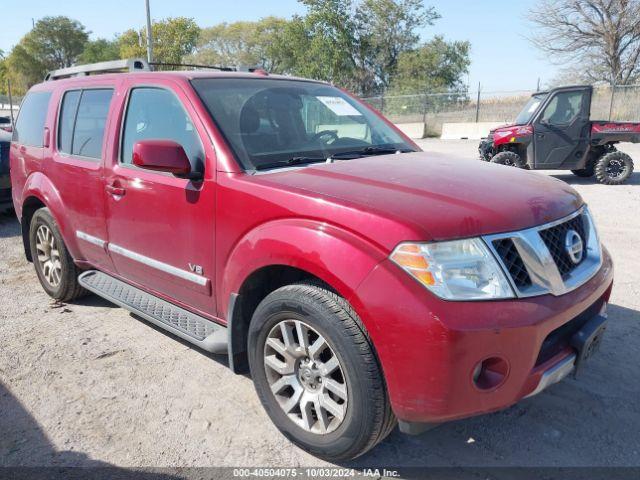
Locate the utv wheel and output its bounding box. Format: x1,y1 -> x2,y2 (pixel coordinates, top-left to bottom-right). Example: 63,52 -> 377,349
595,151 -> 634,185
571,165 -> 595,177
491,151 -> 523,168
29,208 -> 86,302
248,283 -> 395,461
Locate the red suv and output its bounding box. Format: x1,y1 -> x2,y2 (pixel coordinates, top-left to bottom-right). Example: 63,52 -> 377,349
11,59 -> 613,460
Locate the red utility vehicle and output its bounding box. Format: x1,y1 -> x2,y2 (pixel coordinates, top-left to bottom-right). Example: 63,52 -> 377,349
479,85 -> 639,184
11,60 -> 614,460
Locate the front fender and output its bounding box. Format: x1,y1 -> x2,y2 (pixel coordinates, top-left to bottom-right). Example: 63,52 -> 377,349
219,218 -> 388,320
20,172 -> 82,259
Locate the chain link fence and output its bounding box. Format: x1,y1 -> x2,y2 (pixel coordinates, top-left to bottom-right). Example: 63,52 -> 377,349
362,85 -> 640,137
0,94 -> 22,120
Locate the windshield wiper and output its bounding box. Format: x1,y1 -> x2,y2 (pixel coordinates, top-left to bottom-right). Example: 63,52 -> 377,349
255,156 -> 327,171
329,146 -> 414,160
254,147 -> 414,171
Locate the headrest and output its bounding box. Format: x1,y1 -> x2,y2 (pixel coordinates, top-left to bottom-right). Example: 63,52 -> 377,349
240,105 -> 260,134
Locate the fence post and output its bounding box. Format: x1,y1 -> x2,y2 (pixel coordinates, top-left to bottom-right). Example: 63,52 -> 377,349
380,90 -> 385,115
475,82 -> 481,123
422,92 -> 428,126
608,84 -> 615,121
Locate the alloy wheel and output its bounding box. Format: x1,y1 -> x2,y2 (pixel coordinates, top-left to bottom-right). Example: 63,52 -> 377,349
264,319 -> 348,435
605,159 -> 626,179
35,225 -> 62,287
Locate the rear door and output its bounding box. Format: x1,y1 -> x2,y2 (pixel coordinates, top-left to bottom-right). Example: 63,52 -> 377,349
48,87 -> 115,271
533,88 -> 591,169
103,78 -> 217,316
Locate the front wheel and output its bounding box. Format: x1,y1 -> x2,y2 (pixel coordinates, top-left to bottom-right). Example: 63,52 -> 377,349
491,151 -> 524,168
248,283 -> 395,461
571,165 -> 595,177
594,151 -> 634,185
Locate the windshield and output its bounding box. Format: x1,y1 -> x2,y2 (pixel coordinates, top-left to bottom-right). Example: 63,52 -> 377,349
191,78 -> 415,170
514,93 -> 548,125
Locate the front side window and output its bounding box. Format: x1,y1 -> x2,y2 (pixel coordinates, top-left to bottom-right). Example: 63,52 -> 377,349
13,91 -> 52,147
191,78 -> 414,171
541,91 -> 585,126
121,87 -> 204,172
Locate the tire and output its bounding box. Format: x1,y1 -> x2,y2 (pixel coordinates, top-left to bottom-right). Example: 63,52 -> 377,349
571,164 -> 595,177
29,208 -> 86,302
491,151 -> 524,168
248,283 -> 395,461
594,151 -> 634,185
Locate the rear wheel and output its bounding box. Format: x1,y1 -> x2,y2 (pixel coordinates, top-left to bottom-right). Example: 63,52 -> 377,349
29,208 -> 86,302
594,151 -> 634,185
491,151 -> 524,168
248,283 -> 395,461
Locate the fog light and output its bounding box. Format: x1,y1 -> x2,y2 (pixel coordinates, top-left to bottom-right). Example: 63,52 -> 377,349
472,357 -> 509,391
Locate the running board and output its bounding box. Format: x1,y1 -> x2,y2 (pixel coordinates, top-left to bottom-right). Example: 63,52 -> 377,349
78,270 -> 228,354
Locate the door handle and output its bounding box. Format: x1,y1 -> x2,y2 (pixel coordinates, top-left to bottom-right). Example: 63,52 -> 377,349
106,184 -> 126,197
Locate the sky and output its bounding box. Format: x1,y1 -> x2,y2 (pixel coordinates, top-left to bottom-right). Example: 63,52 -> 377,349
1,0 -> 558,92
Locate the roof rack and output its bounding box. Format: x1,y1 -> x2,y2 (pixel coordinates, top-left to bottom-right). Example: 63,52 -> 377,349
150,61 -> 237,72
45,58 -> 151,81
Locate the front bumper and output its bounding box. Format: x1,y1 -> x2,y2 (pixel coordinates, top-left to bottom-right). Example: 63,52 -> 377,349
351,246 -> 614,425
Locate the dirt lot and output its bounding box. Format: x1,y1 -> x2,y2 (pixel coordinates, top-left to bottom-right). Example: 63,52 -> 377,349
1,139 -> 639,469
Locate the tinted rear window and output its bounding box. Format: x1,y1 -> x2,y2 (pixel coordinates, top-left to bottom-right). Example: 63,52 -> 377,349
71,89 -> 113,159
13,92 -> 52,147
58,90 -> 81,154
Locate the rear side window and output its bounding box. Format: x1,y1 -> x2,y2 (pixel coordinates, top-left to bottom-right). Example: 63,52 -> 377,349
58,90 -> 81,154
58,88 -> 113,159
121,87 -> 204,172
13,92 -> 52,147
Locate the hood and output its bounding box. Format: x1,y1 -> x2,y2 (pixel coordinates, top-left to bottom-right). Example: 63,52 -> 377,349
256,152 -> 583,241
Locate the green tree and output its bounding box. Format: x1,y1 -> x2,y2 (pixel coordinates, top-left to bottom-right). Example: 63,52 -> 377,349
389,36 -> 471,94
0,51 -> 6,95
278,0 -> 444,95
6,16 -> 89,93
356,0 -> 440,89
188,17 -> 289,72
119,17 -> 200,65
280,1 -> 367,93
79,38 -> 121,63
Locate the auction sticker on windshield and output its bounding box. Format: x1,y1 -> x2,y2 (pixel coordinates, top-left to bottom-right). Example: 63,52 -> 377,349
317,96 -> 362,116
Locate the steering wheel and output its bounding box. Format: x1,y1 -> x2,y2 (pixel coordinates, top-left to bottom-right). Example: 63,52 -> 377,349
311,130 -> 339,145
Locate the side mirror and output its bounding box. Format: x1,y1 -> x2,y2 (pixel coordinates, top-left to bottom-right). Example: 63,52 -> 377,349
132,140 -> 194,177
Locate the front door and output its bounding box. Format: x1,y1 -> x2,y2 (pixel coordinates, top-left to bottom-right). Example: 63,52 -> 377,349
104,80 -> 217,317
533,88 -> 591,169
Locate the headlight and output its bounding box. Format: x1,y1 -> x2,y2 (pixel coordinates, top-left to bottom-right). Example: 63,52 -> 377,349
390,239 -> 515,300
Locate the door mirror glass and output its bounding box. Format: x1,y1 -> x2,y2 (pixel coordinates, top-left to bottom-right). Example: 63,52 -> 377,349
132,140 -> 194,177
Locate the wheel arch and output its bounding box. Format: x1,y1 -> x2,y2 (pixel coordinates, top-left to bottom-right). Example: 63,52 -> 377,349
19,173 -> 78,262
221,220 -> 387,373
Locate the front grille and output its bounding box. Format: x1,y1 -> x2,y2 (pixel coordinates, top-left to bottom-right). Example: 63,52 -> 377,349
484,207 -> 601,298
539,215 -> 588,278
493,238 -> 531,288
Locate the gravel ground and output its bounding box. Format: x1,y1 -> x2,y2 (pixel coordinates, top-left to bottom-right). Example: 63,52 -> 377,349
1,139 -> 639,470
